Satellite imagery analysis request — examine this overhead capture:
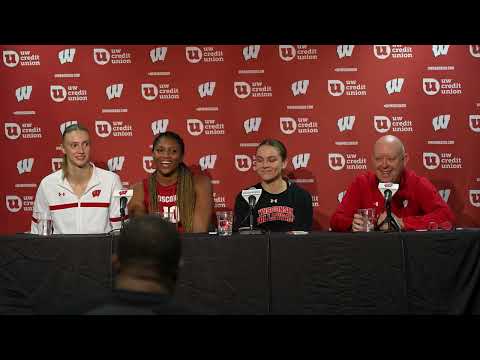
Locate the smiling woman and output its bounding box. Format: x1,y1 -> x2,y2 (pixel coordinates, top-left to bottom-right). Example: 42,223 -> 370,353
127,131 -> 213,233
233,139 -> 313,233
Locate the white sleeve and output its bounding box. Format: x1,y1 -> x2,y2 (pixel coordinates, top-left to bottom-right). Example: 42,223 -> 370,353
30,181 -> 51,234
109,173 -> 123,231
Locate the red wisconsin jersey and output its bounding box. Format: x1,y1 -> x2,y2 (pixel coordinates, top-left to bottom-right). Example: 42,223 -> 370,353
143,179 -> 183,232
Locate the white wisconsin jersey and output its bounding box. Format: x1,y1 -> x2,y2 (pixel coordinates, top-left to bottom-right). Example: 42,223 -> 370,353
31,163 -> 124,234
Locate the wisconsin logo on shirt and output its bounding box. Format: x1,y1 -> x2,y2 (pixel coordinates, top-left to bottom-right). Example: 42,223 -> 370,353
270,199 -> 278,203
92,190 -> 101,198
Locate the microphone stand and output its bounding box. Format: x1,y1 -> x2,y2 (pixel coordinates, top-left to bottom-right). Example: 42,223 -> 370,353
239,198 -> 263,235
120,197 -> 127,230
376,195 -> 401,232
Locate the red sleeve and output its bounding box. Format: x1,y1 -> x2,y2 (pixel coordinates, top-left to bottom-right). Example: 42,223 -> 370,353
330,176 -> 364,232
402,177 -> 455,230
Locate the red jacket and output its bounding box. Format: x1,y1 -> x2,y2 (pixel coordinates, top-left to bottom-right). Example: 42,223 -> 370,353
330,169 -> 455,231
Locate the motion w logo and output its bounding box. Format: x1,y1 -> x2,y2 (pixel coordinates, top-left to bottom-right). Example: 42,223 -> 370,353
337,115 -> 355,132
150,47 -> 167,62
16,86 -> 32,102
385,78 -> 404,94
432,114 -> 450,131
432,45 -> 449,57
244,117 -> 261,133
292,153 -> 310,169
106,84 -> 123,100
199,155 -> 217,170
243,45 -> 260,61
17,158 -> 34,174
58,48 -> 76,64
291,80 -> 309,96
438,189 -> 451,203
108,156 -> 125,172
337,45 -> 354,58
198,81 -> 216,98
151,119 -> 169,135
60,121 -> 78,135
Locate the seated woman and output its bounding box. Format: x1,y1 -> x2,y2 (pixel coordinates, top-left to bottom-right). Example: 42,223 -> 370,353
128,131 -> 213,233
233,139 -> 313,232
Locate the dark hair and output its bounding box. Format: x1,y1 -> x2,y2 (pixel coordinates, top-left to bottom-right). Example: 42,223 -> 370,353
118,215 -> 181,290
152,131 -> 185,156
61,123 -> 90,179
257,138 -> 287,161
148,131 -> 195,232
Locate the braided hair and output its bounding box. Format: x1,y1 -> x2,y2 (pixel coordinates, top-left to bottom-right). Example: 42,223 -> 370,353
148,132 -> 195,232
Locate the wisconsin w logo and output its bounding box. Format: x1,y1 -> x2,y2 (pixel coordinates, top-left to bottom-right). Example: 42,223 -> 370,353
234,81 -> 251,99
469,45 -> 480,58
292,153 -> 310,169
337,115 -> 355,132
470,190 -> 480,207
186,119 -> 204,136
50,85 -> 67,102
328,153 -> 346,171
58,48 -> 76,64
106,83 -> 123,100
385,78 -> 404,94
374,116 -> 391,133
185,46 -> 202,63
16,86 -> 32,102
151,119 -> 169,135
6,195 -> 22,213
60,121 -> 78,135
141,83 -> 158,101
51,158 -> 63,172
150,47 -> 168,63
374,45 -> 391,59
198,81 -> 216,98
244,117 -> 261,133
3,50 -> 19,67
432,45 -> 449,57
93,48 -> 110,65
17,158 -> 34,174
108,156 -> 125,172
337,45 -> 355,58
328,80 -> 345,96
95,120 -> 112,138
423,152 -> 440,170
291,80 -> 309,96
279,45 -> 296,61
438,189 -> 451,203
143,156 -> 155,174
423,78 -> 440,95
469,115 -> 480,133
280,117 -> 297,135
243,45 -> 260,61
432,114 -> 450,131
5,123 -> 21,140
235,155 -> 252,172
199,154 -> 217,170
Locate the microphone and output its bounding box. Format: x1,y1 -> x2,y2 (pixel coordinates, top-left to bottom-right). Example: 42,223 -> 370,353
378,182 -> 399,204
241,188 -> 262,208
240,187 -> 263,233
377,183 -> 401,232
114,189 -> 133,218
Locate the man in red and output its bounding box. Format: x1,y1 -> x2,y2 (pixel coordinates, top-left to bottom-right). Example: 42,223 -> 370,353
330,135 -> 455,232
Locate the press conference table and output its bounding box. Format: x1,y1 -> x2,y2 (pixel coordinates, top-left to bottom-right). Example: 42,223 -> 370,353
1,229 -> 480,314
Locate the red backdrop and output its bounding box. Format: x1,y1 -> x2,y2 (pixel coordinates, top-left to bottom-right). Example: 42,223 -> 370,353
1,44 -> 479,234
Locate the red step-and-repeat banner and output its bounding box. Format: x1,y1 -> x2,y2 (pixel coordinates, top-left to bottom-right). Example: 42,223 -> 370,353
1,45 -> 479,234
